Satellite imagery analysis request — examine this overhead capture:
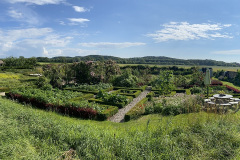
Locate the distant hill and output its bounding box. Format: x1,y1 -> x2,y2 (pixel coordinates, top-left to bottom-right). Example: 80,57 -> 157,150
36,55 -> 240,67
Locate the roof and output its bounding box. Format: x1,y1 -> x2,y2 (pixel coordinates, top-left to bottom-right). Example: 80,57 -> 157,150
0,60 -> 4,64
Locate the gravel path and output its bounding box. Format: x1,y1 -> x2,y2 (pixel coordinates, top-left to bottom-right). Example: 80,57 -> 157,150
109,87 -> 151,123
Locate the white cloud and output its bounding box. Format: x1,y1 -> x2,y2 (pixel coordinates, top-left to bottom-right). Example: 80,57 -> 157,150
212,50 -> 240,55
7,0 -> 64,5
0,28 -> 72,57
79,42 -> 146,48
42,47 -> 99,57
8,9 -> 23,19
68,18 -> 90,25
7,7 -> 43,26
146,22 -> 233,42
43,47 -> 63,57
73,6 -> 88,12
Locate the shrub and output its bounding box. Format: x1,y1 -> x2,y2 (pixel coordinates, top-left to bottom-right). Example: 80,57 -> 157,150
190,86 -> 202,94
162,105 -> 183,116
154,103 -> 163,113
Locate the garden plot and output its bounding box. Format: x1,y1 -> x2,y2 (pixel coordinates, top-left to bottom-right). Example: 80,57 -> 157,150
6,88 -> 118,120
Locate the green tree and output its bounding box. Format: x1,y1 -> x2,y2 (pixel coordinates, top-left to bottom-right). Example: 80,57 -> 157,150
152,70 -> 174,95
113,68 -> 138,87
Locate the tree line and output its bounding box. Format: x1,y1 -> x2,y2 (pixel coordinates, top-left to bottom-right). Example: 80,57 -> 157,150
36,55 -> 240,67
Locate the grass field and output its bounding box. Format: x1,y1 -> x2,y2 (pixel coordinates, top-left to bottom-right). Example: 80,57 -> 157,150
1,97 -> 240,159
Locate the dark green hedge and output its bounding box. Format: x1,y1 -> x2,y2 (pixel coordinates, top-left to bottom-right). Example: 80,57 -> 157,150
124,97 -> 148,122
88,98 -> 126,108
97,105 -> 118,121
173,89 -> 186,93
113,85 -> 147,91
112,89 -> 142,98
64,87 -> 114,95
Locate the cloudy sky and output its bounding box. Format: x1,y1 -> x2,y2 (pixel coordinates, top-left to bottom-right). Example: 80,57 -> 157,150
0,0 -> 240,62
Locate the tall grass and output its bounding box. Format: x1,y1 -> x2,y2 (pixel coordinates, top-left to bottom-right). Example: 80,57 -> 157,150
1,97 -> 240,159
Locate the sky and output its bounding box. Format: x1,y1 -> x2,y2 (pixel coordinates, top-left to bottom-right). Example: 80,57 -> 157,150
0,0 -> 240,62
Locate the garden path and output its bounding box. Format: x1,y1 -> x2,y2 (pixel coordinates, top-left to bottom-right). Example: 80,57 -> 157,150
109,87 -> 151,123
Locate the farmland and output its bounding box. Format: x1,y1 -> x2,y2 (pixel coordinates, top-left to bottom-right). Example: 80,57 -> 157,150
1,57 -> 240,159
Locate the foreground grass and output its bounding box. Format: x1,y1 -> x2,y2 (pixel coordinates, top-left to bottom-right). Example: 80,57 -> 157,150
1,97 -> 240,159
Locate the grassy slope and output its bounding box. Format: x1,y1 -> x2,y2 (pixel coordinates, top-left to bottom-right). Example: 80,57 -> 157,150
1,97 -> 240,159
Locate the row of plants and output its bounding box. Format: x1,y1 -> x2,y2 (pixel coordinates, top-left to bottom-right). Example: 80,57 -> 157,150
111,89 -> 142,98
226,85 -> 240,93
10,88 -> 83,105
5,88 -> 117,120
64,83 -> 113,91
113,85 -> 147,91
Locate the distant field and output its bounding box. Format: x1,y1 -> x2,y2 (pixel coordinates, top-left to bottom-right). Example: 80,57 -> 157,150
118,64 -> 240,72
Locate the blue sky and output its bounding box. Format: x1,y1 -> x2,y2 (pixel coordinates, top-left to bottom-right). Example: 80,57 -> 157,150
0,0 -> 240,62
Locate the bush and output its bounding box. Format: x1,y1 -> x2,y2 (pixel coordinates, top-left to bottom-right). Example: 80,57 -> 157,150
190,86 -> 202,94
162,105 -> 183,116
154,103 -> 163,113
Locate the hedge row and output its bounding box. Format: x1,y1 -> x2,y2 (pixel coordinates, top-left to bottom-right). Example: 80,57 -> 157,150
64,86 -> 114,95
113,85 -> 147,92
88,98 -> 125,108
112,89 -> 142,98
124,97 -> 148,122
225,85 -> 240,93
6,92 -> 97,119
97,105 -> 118,121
